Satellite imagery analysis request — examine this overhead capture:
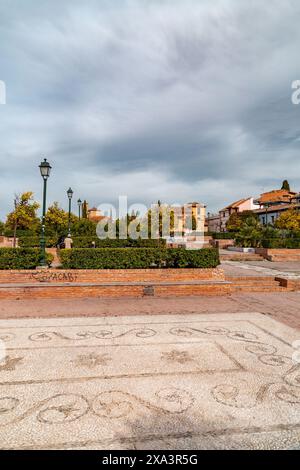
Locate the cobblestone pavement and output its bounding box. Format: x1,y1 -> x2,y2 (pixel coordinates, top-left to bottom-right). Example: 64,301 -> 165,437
0,312 -> 300,450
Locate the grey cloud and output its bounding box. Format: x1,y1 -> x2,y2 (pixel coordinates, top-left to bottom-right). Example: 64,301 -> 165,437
0,0 -> 300,219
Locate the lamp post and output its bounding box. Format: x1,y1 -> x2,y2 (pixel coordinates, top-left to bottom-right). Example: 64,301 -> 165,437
77,199 -> 82,220
67,187 -> 73,237
39,158 -> 52,267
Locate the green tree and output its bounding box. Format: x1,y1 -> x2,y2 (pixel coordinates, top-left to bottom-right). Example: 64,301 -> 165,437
275,208 -> 300,231
281,180 -> 290,191
226,212 -> 242,232
82,200 -> 88,219
0,220 -> 4,235
192,215 -> 197,231
235,216 -> 263,248
146,203 -> 175,238
72,218 -> 97,236
45,202 -> 69,237
226,210 -> 257,232
6,192 -> 40,247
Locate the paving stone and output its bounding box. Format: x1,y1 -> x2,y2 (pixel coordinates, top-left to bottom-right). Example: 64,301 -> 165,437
0,312 -> 300,449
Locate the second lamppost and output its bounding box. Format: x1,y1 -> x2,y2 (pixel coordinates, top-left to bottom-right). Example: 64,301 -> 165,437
77,199 -> 82,220
67,187 -> 73,237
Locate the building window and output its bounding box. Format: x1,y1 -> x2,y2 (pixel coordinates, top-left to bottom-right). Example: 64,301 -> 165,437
262,216 -> 265,225
271,216 -> 275,224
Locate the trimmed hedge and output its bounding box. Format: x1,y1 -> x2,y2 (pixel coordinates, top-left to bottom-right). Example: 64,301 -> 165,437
19,236 -> 57,248
71,237 -> 167,249
261,238 -> 300,249
19,236 -> 167,249
59,248 -> 220,269
0,248 -> 53,270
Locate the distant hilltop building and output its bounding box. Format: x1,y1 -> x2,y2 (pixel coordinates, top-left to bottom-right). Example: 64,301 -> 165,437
206,180 -> 300,232
87,207 -> 107,223
254,184 -> 300,225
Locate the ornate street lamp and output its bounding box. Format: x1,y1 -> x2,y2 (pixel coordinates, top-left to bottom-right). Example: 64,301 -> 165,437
39,158 -> 52,267
77,199 -> 82,220
67,187 -> 73,237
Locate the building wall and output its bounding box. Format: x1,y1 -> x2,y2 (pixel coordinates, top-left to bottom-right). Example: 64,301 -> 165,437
219,198 -> 259,232
207,215 -> 220,233
0,236 -> 18,248
257,208 -> 288,225
173,203 -> 206,237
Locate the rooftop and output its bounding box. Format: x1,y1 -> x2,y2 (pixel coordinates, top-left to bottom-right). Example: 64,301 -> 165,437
220,197 -> 251,212
255,189 -> 297,205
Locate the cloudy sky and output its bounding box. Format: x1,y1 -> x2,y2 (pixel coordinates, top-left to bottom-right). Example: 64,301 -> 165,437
0,0 -> 300,219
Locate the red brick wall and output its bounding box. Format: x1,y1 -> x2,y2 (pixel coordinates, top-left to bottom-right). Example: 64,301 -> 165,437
256,248 -> 300,261
0,268 -> 228,299
0,282 -> 230,300
0,268 -> 225,284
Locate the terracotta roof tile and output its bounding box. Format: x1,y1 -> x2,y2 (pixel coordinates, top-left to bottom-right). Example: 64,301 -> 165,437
220,198 -> 249,212
256,189 -> 297,204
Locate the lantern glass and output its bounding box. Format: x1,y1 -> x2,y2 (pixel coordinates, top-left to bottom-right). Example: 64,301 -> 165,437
67,187 -> 73,200
39,158 -> 51,179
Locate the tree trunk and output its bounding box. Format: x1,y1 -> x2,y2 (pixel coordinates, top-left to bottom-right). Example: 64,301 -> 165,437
13,221 -> 17,248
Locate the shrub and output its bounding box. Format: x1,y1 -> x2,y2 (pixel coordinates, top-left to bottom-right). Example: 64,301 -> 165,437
0,248 -> 53,269
18,236 -> 167,249
59,248 -> 219,269
3,229 -> 39,238
19,236 -> 57,248
71,237 -> 167,248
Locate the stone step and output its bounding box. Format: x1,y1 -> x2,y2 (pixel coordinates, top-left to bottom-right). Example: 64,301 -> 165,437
226,276 -> 280,286
231,285 -> 288,292
226,276 -> 277,281
0,280 -> 231,299
227,279 -> 280,286
268,255 -> 300,262
220,254 -> 264,261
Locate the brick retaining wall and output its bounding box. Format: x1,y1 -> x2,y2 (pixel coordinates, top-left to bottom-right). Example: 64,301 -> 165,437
0,268 -> 225,284
0,282 -> 231,299
256,248 -> 300,261
0,268 -> 229,299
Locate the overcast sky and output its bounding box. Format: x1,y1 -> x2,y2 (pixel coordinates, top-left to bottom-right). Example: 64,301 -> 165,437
0,0 -> 300,219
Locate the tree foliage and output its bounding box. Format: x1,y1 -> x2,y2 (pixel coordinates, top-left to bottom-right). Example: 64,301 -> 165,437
45,202 -> 69,236
226,210 -> 257,232
6,192 -> 40,246
281,180 -> 290,191
275,208 -> 300,231
82,200 -> 88,219
235,216 -> 263,248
